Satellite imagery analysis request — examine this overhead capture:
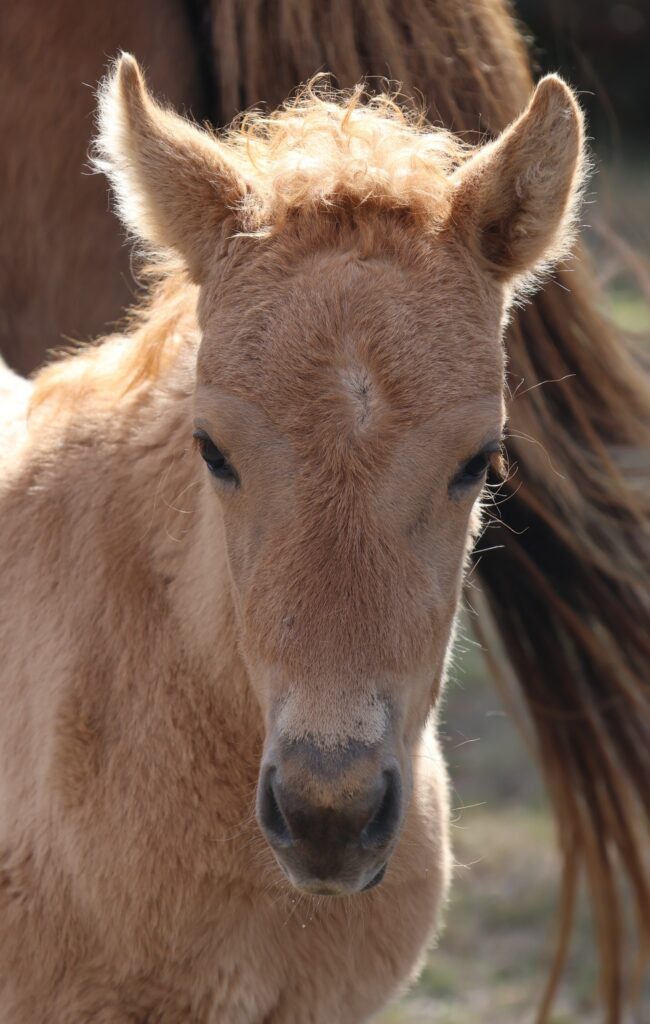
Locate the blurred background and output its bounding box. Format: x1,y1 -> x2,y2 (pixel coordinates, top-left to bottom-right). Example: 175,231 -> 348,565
379,3 -> 649,1022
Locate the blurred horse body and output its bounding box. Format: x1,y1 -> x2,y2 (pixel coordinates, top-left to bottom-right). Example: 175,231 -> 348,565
0,0 -> 204,375
0,2 -> 648,1020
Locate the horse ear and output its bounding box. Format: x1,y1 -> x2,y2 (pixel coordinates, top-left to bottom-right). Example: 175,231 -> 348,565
95,53 -> 248,282
451,75 -> 586,283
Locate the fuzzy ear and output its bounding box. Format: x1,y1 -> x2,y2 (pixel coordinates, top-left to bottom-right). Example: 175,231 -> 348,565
451,75 -> 586,283
95,53 -> 248,282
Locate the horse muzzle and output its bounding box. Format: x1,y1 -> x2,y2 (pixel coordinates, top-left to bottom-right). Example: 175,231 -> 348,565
256,737 -> 406,895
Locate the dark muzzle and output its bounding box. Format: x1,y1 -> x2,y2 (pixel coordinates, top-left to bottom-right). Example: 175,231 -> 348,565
256,738 -> 404,894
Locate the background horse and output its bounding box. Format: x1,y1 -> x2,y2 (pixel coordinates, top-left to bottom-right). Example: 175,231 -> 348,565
0,2 -> 648,1019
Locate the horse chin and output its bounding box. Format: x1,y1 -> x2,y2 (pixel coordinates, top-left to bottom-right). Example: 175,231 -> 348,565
276,857 -> 388,897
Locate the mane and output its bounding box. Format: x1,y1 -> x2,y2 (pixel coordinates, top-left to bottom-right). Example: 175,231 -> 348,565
220,80 -> 468,232
30,270 -> 198,418
33,81 -> 468,417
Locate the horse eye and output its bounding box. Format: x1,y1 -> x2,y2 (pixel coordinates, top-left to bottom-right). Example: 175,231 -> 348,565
193,430 -> 239,485
462,452 -> 490,480
450,445 -> 500,493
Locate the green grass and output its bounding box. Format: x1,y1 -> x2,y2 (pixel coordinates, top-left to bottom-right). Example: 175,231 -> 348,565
609,290 -> 650,332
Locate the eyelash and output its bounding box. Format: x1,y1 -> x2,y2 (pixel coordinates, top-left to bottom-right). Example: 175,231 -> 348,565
193,430 -> 239,485
449,444 -> 503,493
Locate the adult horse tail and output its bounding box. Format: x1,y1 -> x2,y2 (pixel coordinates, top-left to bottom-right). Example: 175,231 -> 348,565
200,1 -> 650,1018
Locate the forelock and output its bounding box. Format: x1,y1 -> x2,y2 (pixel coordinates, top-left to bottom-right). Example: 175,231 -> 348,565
221,79 -> 469,234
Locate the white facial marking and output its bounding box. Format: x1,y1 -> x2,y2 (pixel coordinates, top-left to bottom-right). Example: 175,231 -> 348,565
276,689 -> 389,749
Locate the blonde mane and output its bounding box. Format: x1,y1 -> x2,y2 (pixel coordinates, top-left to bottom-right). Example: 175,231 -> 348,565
220,80 -> 468,232
30,271 -> 197,418
32,81 -> 469,418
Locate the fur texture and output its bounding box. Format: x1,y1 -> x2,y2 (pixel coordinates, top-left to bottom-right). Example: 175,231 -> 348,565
0,60 -> 585,1022
1,2 -> 649,1019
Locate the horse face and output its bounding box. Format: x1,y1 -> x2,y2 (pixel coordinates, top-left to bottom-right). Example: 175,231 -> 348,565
194,228 -> 505,892
99,56 -> 583,893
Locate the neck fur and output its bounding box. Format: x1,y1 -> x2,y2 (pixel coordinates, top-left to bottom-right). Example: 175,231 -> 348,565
31,283 -> 264,799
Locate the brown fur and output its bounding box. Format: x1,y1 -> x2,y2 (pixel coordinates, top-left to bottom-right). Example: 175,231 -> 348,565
0,60 -> 585,1021
0,0 -> 204,374
208,5 -> 649,1017
1,2 -> 649,1019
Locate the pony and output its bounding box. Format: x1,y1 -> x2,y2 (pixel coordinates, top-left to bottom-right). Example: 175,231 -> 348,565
1,3 -> 649,1019
0,54 -> 589,1021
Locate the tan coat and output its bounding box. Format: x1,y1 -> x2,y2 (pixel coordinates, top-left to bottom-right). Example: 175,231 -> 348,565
0,55 -> 618,1024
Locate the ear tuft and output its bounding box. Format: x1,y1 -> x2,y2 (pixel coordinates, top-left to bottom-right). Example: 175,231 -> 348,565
530,73 -> 578,114
113,51 -> 143,100
451,73 -> 587,291
95,53 -> 248,282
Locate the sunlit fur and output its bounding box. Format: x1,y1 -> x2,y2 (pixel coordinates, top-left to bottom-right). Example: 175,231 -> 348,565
2,5 -> 649,1018
33,59 -> 584,413
97,75 -> 465,235
0,56 -> 590,1022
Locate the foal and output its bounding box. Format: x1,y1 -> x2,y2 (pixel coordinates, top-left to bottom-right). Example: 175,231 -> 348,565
0,56 -> 585,1022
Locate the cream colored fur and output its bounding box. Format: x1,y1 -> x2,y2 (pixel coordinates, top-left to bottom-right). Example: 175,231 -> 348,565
0,57 -> 584,1022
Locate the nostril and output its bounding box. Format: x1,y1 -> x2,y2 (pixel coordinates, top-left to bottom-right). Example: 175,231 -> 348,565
258,768 -> 293,849
360,769 -> 402,851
